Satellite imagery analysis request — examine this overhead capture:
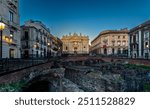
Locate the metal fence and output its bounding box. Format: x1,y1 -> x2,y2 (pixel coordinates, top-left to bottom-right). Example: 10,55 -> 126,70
0,58 -> 48,76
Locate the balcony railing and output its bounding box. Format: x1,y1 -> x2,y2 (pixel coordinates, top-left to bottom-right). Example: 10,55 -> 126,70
9,21 -> 19,29
7,0 -> 17,8
0,59 -> 48,75
11,38 -> 17,45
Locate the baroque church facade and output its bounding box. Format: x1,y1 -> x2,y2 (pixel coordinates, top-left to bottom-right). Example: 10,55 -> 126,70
61,33 -> 89,55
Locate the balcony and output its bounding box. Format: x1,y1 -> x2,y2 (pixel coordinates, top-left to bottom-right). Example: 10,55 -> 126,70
9,21 -> 19,30
12,38 -> 17,44
7,0 -> 17,8
52,47 -> 58,51
3,36 -> 17,45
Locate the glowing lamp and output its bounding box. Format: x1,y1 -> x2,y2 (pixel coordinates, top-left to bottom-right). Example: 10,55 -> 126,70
0,22 -> 5,30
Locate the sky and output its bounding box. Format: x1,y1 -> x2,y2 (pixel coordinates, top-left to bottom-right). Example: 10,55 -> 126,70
20,0 -> 150,41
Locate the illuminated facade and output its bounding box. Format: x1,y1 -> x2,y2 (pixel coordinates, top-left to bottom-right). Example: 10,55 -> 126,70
61,33 -> 89,54
0,0 -> 20,58
91,29 -> 128,56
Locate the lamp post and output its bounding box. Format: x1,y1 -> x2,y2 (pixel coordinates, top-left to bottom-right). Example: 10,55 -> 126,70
0,22 -> 5,59
47,42 -> 51,59
32,44 -> 37,65
146,44 -> 149,60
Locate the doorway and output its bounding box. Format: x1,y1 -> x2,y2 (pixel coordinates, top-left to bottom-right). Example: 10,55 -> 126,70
9,49 -> 15,58
24,50 -> 29,58
74,47 -> 78,54
104,48 -> 107,55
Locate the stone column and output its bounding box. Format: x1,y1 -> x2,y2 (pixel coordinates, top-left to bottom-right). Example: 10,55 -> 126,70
138,30 -> 142,58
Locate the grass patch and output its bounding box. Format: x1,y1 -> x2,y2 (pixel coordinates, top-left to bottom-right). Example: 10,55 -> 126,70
144,84 -> 150,92
124,64 -> 150,70
0,81 -> 25,92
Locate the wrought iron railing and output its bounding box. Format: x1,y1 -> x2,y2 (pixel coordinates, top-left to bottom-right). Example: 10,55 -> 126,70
0,58 -> 49,76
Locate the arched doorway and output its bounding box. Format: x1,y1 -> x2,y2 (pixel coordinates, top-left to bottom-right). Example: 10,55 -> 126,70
104,48 -> 107,55
112,48 -> 115,54
24,50 -> 29,58
74,47 -> 78,54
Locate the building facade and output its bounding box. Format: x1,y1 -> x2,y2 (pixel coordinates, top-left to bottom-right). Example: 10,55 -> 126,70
129,20 -> 150,59
91,29 -> 128,56
61,33 -> 89,55
0,0 -> 20,58
21,20 -> 50,58
50,34 -> 63,57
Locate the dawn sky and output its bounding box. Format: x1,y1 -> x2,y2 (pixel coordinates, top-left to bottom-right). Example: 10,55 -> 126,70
20,0 -> 150,41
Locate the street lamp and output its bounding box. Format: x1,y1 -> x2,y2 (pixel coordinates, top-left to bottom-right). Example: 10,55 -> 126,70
0,22 -> 5,59
47,42 -> 51,59
146,43 -> 149,60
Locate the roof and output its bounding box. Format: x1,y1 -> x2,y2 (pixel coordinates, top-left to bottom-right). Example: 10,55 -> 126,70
130,20 -> 150,33
91,29 -> 128,43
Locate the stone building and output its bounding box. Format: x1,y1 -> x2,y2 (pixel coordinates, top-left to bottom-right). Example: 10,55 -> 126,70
21,20 -> 50,58
0,0 -> 20,58
91,29 -> 128,56
61,33 -> 89,55
129,20 -> 150,59
50,34 -> 63,57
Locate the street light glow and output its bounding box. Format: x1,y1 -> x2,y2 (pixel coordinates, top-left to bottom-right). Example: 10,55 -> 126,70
48,42 -> 50,46
0,22 -> 5,30
146,44 -> 149,48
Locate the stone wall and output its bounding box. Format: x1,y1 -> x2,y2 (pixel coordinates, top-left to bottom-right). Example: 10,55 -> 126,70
64,63 -> 150,92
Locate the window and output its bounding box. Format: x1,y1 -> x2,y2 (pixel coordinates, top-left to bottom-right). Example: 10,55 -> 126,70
9,11 -> 13,22
144,31 -> 149,39
112,40 -> 115,46
118,48 -> 121,54
25,31 -> 29,40
145,42 -> 149,48
123,36 -> 125,39
117,41 -> 121,46
112,48 -> 115,54
10,31 -> 14,38
118,36 -> 120,39
66,46 -> 68,50
122,41 -> 126,46
133,35 -> 136,43
123,48 -> 126,54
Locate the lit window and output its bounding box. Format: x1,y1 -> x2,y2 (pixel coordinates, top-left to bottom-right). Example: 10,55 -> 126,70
117,41 -> 121,46
10,31 -> 14,37
122,41 -> 126,46
145,42 -> 149,48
